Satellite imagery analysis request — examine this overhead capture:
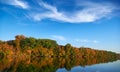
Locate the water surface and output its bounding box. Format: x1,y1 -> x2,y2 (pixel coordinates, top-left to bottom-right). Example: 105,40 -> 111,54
0,57 -> 119,72
57,60 -> 120,72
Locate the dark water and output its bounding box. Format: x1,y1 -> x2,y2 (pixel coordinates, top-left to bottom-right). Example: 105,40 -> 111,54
0,57 -> 120,72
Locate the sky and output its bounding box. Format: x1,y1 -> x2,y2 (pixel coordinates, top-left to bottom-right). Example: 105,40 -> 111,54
0,0 -> 120,53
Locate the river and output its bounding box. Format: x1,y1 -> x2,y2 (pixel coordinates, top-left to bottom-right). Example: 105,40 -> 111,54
0,57 -> 119,72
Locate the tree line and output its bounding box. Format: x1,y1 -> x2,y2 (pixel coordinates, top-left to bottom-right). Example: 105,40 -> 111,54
0,35 -> 119,59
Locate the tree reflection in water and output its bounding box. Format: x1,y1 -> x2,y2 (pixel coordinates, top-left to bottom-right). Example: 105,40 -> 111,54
0,56 -> 118,72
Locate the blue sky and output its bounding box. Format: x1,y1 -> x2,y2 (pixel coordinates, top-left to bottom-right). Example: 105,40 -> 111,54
0,0 -> 120,53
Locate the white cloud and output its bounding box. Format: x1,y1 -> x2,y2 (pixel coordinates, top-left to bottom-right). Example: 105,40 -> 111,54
75,39 -> 89,42
51,35 -> 66,41
75,39 -> 99,43
39,1 -> 57,13
31,1 -> 115,23
93,40 -> 99,43
1,0 -> 29,9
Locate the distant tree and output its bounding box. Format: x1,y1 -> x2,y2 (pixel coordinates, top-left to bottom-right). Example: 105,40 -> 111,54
36,39 -> 58,49
64,43 -> 72,56
0,40 -> 2,44
20,37 -> 36,49
14,35 -> 26,50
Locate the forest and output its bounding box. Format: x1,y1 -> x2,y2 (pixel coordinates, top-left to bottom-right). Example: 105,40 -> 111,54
0,35 -> 119,60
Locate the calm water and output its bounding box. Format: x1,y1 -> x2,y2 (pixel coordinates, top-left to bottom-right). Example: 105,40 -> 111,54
0,57 -> 120,72
57,60 -> 120,72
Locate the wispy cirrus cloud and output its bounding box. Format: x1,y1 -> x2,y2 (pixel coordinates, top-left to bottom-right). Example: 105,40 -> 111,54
0,0 -> 117,23
30,1 -> 116,23
0,0 -> 29,9
93,40 -> 99,43
75,39 -> 99,43
51,35 -> 66,41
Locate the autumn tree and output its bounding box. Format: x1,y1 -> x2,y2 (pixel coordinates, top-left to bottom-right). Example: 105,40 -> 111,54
14,35 -> 26,50
64,43 -> 72,57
